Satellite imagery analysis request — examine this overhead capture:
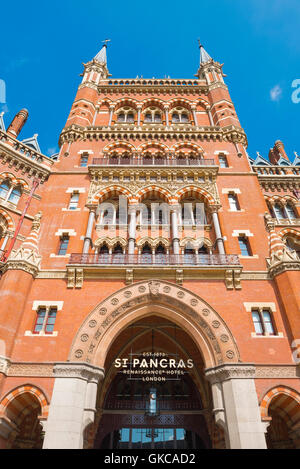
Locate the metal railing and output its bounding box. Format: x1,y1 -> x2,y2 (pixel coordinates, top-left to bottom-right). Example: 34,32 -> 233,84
68,253 -> 240,266
91,157 -> 215,167
105,399 -> 201,411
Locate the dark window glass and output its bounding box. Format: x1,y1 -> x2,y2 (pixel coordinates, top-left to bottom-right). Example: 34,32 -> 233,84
80,155 -> 88,167
238,236 -> 251,256
219,155 -> 228,168
45,308 -> 57,334
34,308 -> 46,334
252,310 -> 264,335
58,235 -> 69,255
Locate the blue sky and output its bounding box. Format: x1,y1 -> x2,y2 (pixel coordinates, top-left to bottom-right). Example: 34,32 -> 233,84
0,0 -> 299,161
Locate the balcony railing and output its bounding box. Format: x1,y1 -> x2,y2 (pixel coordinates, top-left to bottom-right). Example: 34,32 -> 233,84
105,399 -> 201,411
68,253 -> 241,266
91,157 -> 215,167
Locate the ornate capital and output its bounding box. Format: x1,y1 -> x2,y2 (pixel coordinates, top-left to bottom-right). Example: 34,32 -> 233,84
53,362 -> 104,383
0,356 -> 11,376
205,363 -> 256,384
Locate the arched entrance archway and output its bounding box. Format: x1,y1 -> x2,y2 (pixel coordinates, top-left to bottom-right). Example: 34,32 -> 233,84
91,315 -> 222,449
69,280 -> 240,368
43,281 -> 267,449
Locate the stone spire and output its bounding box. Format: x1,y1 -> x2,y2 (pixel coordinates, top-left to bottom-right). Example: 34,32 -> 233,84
195,40 -> 225,84
6,211 -> 43,276
81,40 -> 111,84
94,44 -> 108,64
199,39 -> 213,65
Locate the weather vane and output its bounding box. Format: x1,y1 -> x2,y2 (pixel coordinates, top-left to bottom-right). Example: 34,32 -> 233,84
198,38 -> 202,48
102,39 -> 111,46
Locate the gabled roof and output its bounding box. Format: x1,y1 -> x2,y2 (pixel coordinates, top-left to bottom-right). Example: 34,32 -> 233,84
292,152 -> 300,166
251,153 -> 271,166
277,156 -> 291,166
22,134 -> 41,153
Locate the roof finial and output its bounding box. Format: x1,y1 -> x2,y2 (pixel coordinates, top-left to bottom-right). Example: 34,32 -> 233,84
102,38 -> 111,47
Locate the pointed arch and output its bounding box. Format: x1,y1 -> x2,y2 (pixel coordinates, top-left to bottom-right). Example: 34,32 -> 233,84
91,185 -> 132,205
0,384 -> 49,422
171,142 -> 204,156
134,185 -> 173,204
0,209 -> 14,231
260,386 -> 300,432
175,186 -> 216,205
102,141 -> 137,155
69,280 -> 240,369
137,142 -> 170,155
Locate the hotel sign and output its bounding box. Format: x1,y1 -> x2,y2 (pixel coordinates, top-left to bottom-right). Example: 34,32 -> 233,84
114,352 -> 194,382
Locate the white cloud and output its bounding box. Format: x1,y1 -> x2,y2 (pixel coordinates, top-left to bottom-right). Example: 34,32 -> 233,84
270,85 -> 282,102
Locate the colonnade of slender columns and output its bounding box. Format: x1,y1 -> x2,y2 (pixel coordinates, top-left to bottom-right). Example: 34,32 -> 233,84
82,204 -> 226,256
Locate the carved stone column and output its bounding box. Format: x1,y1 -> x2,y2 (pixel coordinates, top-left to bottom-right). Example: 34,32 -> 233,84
171,205 -> 180,255
108,105 -> 115,127
128,205 -> 137,255
210,207 -> 225,255
43,363 -> 104,449
137,105 -> 142,127
205,364 -> 267,449
83,207 -> 96,254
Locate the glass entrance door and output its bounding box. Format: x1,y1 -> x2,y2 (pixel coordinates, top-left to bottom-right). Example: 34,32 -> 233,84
103,428 -> 203,449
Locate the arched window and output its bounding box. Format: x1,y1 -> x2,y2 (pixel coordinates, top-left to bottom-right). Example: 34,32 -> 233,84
171,108 -> 190,124
286,238 -> 300,258
172,113 -> 180,123
0,180 -> 11,200
99,244 -> 109,255
117,113 -> 125,122
113,243 -> 123,255
273,203 -> 285,220
8,186 -> 22,205
144,108 -> 162,123
141,244 -> 152,264
117,108 -> 135,123
184,247 -> 195,264
127,113 -> 134,123
285,203 -> 297,220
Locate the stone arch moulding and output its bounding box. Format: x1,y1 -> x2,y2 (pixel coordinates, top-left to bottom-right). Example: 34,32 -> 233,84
0,384 -> 49,421
69,280 -> 240,369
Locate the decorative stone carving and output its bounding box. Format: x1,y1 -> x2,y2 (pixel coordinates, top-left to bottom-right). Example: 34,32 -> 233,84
176,269 -> 183,285
53,363 -> 104,382
205,364 -> 256,384
69,280 -> 240,366
148,280 -> 160,297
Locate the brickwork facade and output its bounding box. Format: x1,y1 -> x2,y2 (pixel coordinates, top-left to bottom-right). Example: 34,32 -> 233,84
0,43 -> 299,449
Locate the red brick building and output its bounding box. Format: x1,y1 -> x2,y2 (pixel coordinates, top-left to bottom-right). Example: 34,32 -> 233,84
0,42 -> 299,449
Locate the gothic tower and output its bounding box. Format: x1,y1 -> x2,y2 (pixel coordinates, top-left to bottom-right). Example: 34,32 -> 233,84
0,42 -> 299,450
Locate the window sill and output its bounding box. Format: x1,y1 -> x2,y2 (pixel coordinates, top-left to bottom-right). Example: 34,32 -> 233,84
25,331 -> 58,337
62,208 -> 81,212
228,209 -> 245,213
239,255 -> 259,259
251,332 -> 284,338
50,253 -> 71,258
